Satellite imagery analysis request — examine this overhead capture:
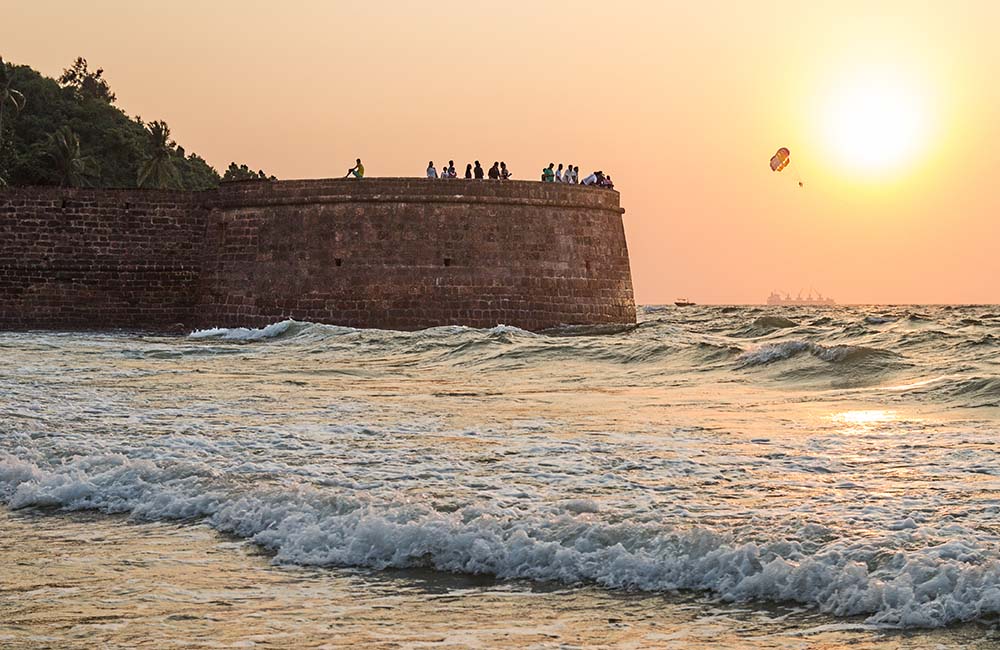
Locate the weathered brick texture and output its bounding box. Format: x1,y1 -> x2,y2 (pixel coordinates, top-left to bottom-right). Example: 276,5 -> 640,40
0,179 -> 636,332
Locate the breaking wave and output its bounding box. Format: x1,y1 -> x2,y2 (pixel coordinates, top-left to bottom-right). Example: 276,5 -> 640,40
736,341 -> 898,368
2,450 -> 999,629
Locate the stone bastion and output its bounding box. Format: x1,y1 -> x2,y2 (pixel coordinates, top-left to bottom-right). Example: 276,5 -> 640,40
0,178 -> 636,332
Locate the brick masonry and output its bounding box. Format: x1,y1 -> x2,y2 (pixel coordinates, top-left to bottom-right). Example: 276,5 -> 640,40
0,179 -> 636,332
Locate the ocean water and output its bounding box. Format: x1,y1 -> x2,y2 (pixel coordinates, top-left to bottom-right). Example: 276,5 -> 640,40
1,305 -> 999,649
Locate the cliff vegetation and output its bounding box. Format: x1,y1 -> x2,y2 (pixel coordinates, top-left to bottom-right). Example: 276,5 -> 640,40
0,57 -> 272,190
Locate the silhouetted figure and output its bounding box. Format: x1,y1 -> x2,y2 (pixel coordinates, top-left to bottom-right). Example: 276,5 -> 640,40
427,161 -> 438,179
465,163 -> 473,179
447,160 -> 456,178
345,158 -> 364,178
474,161 -> 484,179
488,162 -> 501,180
500,161 -> 511,180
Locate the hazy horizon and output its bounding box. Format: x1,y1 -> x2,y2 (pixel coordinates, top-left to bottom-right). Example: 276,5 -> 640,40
6,1 -> 999,304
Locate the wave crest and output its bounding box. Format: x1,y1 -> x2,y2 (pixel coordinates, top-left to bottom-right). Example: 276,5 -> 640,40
737,341 -> 898,368
2,451 -> 999,628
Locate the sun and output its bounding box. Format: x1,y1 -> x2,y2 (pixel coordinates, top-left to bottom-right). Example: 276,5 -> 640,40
821,71 -> 931,179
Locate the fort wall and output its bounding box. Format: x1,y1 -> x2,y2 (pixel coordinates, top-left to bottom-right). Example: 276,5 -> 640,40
0,179 -> 635,332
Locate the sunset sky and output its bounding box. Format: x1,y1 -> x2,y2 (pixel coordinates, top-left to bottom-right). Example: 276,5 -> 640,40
6,1 -> 999,304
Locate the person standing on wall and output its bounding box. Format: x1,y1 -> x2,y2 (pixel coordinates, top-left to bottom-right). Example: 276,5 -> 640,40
345,158 -> 364,178
500,162 -> 511,180
465,163 -> 473,179
488,162 -> 501,180
474,161 -> 485,179
427,161 -> 438,179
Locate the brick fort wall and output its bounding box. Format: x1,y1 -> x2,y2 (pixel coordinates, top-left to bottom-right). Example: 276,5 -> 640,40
0,179 -> 636,332
0,187 -> 207,330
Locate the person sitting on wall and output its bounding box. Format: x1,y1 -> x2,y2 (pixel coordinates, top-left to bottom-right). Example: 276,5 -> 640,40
427,161 -> 438,179
600,174 -> 615,190
500,161 -> 511,180
447,160 -> 457,178
345,158 -> 365,178
474,161 -> 485,179
465,163 -> 473,179
581,170 -> 602,186
572,165 -> 580,184
541,163 -> 555,182
488,162 -> 501,180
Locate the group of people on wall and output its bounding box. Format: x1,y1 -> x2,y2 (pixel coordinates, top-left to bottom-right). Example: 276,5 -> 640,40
344,157 -> 614,189
425,160 -> 614,188
541,163 -> 613,189
427,160 -> 512,180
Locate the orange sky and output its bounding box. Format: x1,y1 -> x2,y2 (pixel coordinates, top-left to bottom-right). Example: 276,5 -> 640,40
6,1 -> 999,304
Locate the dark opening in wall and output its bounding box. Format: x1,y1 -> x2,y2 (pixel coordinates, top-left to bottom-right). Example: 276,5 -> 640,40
61,199 -> 68,210
585,261 -> 592,273
443,257 -> 452,267
123,201 -> 130,210
335,258 -> 342,267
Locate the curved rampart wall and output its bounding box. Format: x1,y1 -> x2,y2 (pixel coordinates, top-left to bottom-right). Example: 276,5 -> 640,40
0,179 -> 635,332
199,179 -> 635,331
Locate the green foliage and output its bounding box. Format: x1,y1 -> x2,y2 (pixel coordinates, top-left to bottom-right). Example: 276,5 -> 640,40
58,57 -> 116,104
222,162 -> 277,182
0,58 -> 221,190
0,56 -> 27,185
137,120 -> 179,189
45,126 -> 100,187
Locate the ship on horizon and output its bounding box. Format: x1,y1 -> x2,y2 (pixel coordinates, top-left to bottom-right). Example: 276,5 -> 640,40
766,290 -> 836,306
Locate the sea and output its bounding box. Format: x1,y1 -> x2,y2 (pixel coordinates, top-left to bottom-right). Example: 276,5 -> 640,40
1,305 -> 999,649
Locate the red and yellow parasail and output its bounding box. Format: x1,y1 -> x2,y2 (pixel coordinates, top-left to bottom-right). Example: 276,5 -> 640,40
769,147 -> 803,186
769,147 -> 790,172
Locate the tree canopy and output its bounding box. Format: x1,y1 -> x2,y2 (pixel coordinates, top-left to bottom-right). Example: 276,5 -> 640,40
222,162 -> 277,182
0,57 -> 246,190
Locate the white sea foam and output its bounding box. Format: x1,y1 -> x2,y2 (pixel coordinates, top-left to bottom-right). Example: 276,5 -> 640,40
189,320 -> 297,341
2,447 -> 1000,628
4,305 -> 1000,633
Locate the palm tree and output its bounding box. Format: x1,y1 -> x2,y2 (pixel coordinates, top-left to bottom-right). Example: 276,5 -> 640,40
45,126 -> 99,187
137,120 -> 179,189
0,57 -> 26,143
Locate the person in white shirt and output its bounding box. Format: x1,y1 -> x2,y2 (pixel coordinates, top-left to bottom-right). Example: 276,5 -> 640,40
555,163 -> 564,182
427,161 -> 437,179
564,165 -> 576,184
581,171 -> 599,185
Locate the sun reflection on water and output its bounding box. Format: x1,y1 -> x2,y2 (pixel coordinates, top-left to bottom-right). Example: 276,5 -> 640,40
829,409 -> 899,434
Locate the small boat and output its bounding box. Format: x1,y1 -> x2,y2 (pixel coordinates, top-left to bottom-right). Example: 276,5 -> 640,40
674,298 -> 696,307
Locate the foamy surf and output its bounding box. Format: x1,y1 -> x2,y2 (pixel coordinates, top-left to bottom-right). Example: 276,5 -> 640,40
2,434 -> 999,629
3,304 -> 1000,643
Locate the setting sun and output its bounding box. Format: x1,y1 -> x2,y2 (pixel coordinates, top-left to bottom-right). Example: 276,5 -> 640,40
821,70 -> 933,179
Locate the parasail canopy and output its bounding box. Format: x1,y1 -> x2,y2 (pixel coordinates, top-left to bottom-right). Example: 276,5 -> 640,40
770,147 -> 790,172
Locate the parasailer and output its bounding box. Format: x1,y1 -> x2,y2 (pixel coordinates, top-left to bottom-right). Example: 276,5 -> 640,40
770,147 -> 803,187
770,147 -> 790,172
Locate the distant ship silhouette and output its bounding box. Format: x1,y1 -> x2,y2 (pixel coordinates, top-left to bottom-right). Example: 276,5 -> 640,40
766,290 -> 836,306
